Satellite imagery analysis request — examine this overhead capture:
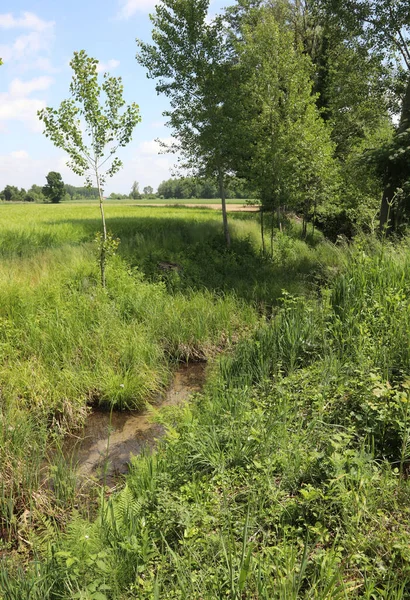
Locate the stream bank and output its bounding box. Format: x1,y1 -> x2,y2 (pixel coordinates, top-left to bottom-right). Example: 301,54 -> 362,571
62,362 -> 206,487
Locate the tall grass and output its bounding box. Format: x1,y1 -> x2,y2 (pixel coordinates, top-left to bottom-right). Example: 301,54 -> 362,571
4,236 -> 410,597
2,205 -> 294,546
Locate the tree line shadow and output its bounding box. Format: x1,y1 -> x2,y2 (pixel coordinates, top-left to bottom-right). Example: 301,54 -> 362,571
1,211 -> 327,307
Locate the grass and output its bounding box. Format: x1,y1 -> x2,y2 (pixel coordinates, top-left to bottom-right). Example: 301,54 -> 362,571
0,203 -> 338,559
3,235 -> 410,598
63,198 -> 250,205
4,202 -> 408,598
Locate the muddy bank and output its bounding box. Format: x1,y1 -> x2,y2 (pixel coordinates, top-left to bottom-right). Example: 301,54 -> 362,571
65,363 -> 206,486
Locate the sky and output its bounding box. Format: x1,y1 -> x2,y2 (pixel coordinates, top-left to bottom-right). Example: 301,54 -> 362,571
0,0 -> 227,194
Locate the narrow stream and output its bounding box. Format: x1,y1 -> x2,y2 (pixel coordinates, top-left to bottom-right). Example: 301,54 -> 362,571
64,363 -> 206,486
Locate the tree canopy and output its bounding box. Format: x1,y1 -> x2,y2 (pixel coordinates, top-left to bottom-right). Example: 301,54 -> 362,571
43,172 -> 65,204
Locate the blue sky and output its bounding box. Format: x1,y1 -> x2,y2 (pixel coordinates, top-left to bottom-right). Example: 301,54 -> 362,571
0,0 -> 227,194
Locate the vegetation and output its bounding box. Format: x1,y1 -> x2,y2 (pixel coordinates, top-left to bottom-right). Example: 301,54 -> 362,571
43,171 -> 66,204
38,50 -> 141,287
137,0 -> 239,246
65,185 -> 99,200
130,181 -> 141,200
157,176 -> 255,200
2,0 -> 410,597
2,203 -> 410,597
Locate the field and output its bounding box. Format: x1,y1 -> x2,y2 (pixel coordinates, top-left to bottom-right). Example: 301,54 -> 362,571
1,202 -> 410,598
64,198 -> 249,205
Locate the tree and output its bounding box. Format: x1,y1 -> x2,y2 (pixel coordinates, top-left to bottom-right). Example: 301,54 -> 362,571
38,50 -> 141,286
137,0 -> 241,247
312,0 -> 410,231
65,184 -> 99,199
130,181 -> 141,199
0,185 -> 26,201
143,185 -> 154,196
27,184 -> 46,203
1,185 -> 14,201
42,172 -> 65,204
237,8 -> 338,246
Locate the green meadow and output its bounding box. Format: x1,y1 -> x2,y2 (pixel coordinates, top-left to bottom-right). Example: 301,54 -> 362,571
1,203 -> 410,598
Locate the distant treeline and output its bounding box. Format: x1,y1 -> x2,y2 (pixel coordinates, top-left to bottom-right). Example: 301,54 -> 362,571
0,183 -> 99,202
65,185 -> 99,199
1,178 -> 255,203
0,184 -> 44,202
157,177 -> 255,199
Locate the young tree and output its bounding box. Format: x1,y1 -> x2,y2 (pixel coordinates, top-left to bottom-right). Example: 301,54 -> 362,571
130,181 -> 141,199
137,0 -> 240,247
143,185 -> 154,196
43,171 -> 65,204
38,50 -> 141,286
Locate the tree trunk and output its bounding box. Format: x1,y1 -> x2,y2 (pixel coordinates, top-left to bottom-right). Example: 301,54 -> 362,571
270,207 -> 274,257
302,197 -> 309,238
96,171 -> 107,288
260,207 -> 265,256
218,170 -> 231,248
380,75 -> 410,232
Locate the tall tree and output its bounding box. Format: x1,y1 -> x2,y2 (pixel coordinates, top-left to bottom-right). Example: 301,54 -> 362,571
137,0 -> 240,247
130,181 -> 141,199
43,171 -> 65,204
238,8 -> 338,244
312,0 -> 410,230
38,50 -> 141,286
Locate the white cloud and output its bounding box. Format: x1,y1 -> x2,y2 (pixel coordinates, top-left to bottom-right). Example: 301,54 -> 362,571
139,137 -> 176,155
0,151 -> 83,190
107,137 -> 178,192
10,150 -> 29,159
0,12 -> 53,32
151,120 -> 166,129
118,0 -> 157,18
0,97 -> 46,132
96,59 -> 120,73
9,76 -> 53,97
0,138 -> 177,193
32,57 -> 60,73
0,77 -> 54,132
0,12 -> 55,71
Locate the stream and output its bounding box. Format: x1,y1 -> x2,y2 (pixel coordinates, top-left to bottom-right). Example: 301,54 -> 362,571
63,362 -> 206,486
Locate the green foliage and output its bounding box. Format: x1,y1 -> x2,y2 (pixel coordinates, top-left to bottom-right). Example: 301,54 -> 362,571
137,0 -> 243,245
238,8 -> 339,230
4,218 -> 410,598
65,184 -> 99,200
38,51 -> 141,187
130,181 -> 141,200
38,50 -> 141,286
43,171 -> 66,204
0,185 -> 27,202
157,176 -> 255,200
313,0 -> 410,230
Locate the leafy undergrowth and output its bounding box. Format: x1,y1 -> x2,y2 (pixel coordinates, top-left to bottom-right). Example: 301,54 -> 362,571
0,247 -> 256,549
3,237 -> 410,598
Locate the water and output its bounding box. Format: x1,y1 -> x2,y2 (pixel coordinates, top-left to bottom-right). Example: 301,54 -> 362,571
64,362 -> 206,486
